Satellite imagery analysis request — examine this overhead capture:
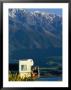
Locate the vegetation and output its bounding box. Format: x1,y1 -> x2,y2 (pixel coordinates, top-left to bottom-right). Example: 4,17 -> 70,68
9,71 -> 35,81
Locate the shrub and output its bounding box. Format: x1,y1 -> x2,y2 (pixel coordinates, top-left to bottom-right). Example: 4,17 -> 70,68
9,71 -> 34,81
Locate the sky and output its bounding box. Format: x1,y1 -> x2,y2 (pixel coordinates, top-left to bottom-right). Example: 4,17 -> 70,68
24,9 -> 62,16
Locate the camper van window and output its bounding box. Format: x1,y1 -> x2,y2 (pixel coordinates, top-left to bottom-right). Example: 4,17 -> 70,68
21,65 -> 27,71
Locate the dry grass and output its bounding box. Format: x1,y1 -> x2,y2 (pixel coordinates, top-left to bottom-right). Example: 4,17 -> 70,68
9,71 -> 34,81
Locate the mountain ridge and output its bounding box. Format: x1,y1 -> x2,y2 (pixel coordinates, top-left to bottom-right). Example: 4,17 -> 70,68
9,9 -> 62,64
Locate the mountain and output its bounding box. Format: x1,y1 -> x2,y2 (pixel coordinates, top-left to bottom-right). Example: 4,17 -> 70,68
9,9 -> 62,65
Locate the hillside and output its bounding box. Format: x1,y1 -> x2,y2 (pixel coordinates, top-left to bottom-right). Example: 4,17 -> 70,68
9,9 -> 62,66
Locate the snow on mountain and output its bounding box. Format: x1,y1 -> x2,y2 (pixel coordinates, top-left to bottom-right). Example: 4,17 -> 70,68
9,9 -> 62,63
9,9 -> 62,49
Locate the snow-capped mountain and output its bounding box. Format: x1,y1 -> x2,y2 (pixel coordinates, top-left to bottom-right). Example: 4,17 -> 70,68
9,9 -> 62,64
9,9 -> 62,49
